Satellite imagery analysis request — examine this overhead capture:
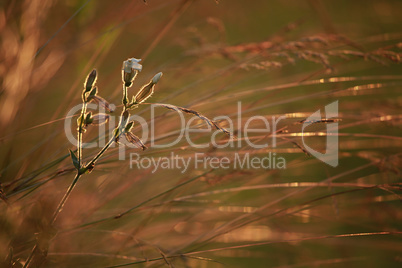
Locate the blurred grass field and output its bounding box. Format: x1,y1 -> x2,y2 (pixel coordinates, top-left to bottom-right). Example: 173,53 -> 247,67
0,0 -> 402,267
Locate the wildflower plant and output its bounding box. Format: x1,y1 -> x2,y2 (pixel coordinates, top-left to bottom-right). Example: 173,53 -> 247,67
23,58 -> 229,267
57,59 -> 160,223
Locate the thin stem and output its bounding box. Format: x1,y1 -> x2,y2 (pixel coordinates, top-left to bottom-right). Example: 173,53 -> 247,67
51,172 -> 81,224
84,107 -> 126,169
24,96 -> 90,268
24,77 -> 130,268
51,92 -> 90,223
122,84 -> 128,107
51,110 -> 126,222
77,94 -> 88,166
85,136 -> 115,169
23,172 -> 82,268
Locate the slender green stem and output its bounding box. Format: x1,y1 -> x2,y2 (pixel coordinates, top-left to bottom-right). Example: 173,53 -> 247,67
51,172 -> 81,224
50,93 -> 90,224
24,84 -> 130,268
77,94 -> 88,166
83,107 -> 126,170
122,84 -> 128,107
23,173 -> 82,268
49,110 -> 126,224
84,136 -> 115,169
24,95 -> 89,268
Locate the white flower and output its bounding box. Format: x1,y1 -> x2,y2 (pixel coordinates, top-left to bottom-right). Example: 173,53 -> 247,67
122,58 -> 142,86
123,58 -> 142,73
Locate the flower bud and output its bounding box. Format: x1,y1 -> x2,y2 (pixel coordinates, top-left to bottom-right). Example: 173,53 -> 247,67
84,69 -> 97,92
134,83 -> 153,104
84,112 -> 93,126
88,86 -> 98,98
77,112 -> 93,131
152,72 -> 163,84
133,72 -> 163,104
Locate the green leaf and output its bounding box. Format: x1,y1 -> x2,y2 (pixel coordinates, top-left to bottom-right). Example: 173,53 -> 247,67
69,149 -> 80,170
